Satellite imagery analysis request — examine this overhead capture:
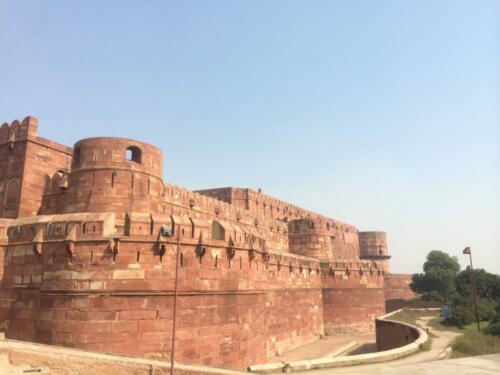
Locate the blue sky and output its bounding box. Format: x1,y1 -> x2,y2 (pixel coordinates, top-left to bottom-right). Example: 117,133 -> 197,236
1,1 -> 499,273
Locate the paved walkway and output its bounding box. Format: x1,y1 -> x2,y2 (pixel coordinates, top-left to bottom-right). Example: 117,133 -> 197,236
292,354 -> 500,375
0,354 -> 49,374
382,315 -> 462,365
268,332 -> 375,363
262,313 -> 467,375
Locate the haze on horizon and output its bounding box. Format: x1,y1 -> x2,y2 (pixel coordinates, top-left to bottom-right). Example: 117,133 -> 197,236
1,1 -> 498,274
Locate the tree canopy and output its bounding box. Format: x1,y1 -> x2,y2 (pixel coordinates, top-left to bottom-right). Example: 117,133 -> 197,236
411,250 -> 461,302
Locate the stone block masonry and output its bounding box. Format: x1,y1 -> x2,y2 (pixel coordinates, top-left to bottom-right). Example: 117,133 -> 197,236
0,116 -> 415,370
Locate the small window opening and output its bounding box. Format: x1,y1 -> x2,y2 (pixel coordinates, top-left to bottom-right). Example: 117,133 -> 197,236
126,146 -> 142,163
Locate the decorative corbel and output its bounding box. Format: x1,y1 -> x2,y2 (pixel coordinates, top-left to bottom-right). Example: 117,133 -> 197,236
248,249 -> 255,262
65,225 -> 77,258
226,247 -> 236,260
196,246 -> 207,258
195,233 -> 206,259
33,227 -> 44,256
111,237 -> 120,261
227,236 -> 236,260
158,242 -> 166,258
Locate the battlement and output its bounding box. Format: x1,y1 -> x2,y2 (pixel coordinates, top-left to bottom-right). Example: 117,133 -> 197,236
196,187 -> 358,231
163,183 -> 290,252
0,116 -> 38,145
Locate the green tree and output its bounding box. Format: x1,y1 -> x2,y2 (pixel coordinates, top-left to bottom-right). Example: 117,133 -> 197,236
455,268 -> 500,302
445,305 -> 475,328
411,250 -> 460,302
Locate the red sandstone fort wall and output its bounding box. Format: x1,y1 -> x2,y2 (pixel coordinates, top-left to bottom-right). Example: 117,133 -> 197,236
384,273 -> 416,301
288,219 -> 359,262
0,116 -> 400,370
321,261 -> 386,334
1,213 -> 324,369
0,117 -> 72,219
40,138 -> 164,215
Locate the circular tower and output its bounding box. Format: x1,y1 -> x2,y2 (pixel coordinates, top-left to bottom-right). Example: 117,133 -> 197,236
358,231 -> 391,271
288,218 -> 360,261
59,137 -> 164,214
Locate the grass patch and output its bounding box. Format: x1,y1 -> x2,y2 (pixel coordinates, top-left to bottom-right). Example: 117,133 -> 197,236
427,317 -> 463,333
419,337 -> 432,351
451,330 -> 500,358
389,309 -> 439,337
389,309 -> 438,326
428,317 -> 489,334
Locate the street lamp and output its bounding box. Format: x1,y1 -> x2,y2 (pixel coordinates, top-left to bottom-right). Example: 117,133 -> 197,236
462,247 -> 480,332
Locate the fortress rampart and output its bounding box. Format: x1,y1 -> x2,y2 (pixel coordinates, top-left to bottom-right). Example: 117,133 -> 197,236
383,273 -> 416,302
0,116 -> 414,370
359,231 -> 391,271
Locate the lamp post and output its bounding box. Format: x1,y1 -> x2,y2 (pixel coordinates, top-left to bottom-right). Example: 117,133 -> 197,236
462,247 -> 480,332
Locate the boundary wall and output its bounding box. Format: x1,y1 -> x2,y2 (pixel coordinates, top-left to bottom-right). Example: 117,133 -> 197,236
248,308 -> 428,373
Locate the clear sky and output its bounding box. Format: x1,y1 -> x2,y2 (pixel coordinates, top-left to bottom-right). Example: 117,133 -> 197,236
1,1 -> 499,274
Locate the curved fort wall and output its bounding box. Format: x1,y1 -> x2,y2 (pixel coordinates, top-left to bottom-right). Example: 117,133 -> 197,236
40,137 -> 164,215
0,116 -> 414,370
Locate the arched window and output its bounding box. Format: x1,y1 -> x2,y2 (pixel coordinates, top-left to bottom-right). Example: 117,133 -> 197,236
6,179 -> 20,206
126,146 -> 142,163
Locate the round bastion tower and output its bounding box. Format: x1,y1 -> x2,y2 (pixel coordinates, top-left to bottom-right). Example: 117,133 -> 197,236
358,231 -> 391,271
288,218 -> 360,261
59,137 -> 164,214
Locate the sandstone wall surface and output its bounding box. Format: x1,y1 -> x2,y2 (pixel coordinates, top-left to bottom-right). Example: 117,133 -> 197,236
384,273 -> 416,301
0,117 -> 398,370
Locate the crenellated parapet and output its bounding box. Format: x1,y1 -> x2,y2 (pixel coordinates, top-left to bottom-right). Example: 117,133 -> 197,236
0,116 -> 72,219
0,116 -> 39,145
163,183 -> 290,252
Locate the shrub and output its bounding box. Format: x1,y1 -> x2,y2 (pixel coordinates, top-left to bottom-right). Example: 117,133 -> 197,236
485,322 -> 500,336
452,330 -> 500,357
445,305 -> 474,328
476,297 -> 497,321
